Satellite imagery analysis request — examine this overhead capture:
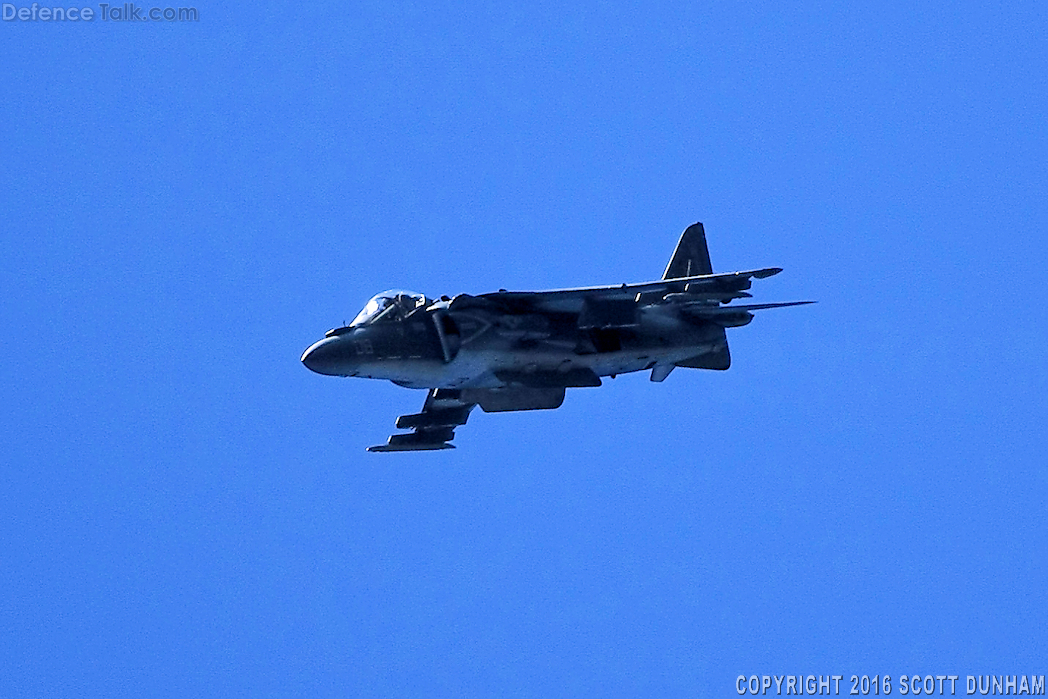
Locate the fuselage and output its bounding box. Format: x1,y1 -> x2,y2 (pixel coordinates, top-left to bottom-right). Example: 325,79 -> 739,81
301,301 -> 728,389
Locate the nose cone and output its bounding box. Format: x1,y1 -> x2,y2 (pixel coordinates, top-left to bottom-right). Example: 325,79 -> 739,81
301,336 -> 356,376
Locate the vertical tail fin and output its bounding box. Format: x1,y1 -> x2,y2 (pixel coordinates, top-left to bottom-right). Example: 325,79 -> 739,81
663,222 -> 713,279
665,222 -> 731,370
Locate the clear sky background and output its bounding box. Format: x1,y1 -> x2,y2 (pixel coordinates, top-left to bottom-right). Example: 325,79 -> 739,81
2,2 -> 1046,697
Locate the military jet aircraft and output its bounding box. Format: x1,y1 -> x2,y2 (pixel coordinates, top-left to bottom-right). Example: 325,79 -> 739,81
302,222 -> 812,451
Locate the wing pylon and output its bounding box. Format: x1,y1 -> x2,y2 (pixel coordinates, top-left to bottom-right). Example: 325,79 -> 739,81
367,389 -> 476,452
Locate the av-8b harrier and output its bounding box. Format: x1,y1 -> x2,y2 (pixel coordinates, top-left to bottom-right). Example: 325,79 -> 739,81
302,223 -> 812,451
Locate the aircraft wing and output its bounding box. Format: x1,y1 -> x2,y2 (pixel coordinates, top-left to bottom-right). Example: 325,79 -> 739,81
468,268 -> 785,314
367,389 -> 476,452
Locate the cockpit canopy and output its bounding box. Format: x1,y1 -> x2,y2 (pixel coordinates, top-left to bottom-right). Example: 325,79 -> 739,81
349,289 -> 430,327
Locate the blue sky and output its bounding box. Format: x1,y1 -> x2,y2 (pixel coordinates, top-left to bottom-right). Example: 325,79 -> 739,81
2,2 -> 1046,696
